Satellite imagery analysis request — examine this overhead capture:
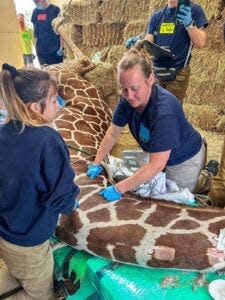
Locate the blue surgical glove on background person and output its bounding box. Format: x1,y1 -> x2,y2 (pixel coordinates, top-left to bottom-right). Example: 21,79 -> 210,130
87,164 -> 103,179
125,35 -> 140,49
177,5 -> 193,28
98,185 -> 122,202
57,48 -> 64,56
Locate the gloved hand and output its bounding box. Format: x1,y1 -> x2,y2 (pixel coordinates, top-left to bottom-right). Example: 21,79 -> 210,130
56,48 -> 64,56
125,35 -> 140,49
57,95 -> 66,108
74,199 -> 79,209
98,185 -> 122,202
176,5 -> 193,28
87,164 -> 103,179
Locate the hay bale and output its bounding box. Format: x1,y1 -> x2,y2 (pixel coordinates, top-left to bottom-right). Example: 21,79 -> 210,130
217,116 -> 225,133
206,19 -> 225,52
123,19 -> 148,40
184,104 -> 220,132
83,22 -> 126,47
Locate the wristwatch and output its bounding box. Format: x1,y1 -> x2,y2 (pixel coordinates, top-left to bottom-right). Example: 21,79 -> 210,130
186,21 -> 196,30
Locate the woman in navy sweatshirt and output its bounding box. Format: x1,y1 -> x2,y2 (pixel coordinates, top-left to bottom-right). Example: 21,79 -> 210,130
0,64 -> 80,299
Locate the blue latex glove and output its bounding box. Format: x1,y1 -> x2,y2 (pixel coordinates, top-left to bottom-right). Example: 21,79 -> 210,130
177,5 -> 193,28
125,35 -> 140,49
87,164 -> 103,179
56,48 -> 64,56
57,95 -> 66,108
98,185 -> 122,202
74,199 -> 79,209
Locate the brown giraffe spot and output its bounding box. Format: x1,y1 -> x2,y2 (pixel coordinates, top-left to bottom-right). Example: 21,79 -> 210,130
149,233 -> 211,269
56,211 -> 83,246
83,106 -> 98,116
67,78 -> 86,89
116,199 -> 147,220
86,87 -> 99,99
87,224 -> 146,263
61,114 -> 77,123
58,130 -> 72,140
77,90 -> 88,97
145,205 -> 181,227
188,208 -> 225,221
64,86 -> 76,99
74,131 -> 97,146
171,219 -> 200,230
209,220 -> 225,234
56,120 -> 75,131
87,208 -> 111,223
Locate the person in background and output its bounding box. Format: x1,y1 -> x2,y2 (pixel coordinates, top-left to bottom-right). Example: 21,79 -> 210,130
0,64 -> 79,299
86,48 -> 205,202
17,13 -> 35,66
144,0 -> 208,103
31,0 -> 64,66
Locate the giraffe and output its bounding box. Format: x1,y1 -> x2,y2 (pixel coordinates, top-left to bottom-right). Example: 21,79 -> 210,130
44,63 -> 225,273
44,15 -> 225,272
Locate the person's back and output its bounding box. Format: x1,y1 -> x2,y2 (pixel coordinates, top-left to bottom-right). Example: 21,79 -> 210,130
0,64 -> 79,299
31,0 -> 63,66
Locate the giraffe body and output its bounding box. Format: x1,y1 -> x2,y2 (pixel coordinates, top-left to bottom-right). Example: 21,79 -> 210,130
46,64 -> 225,272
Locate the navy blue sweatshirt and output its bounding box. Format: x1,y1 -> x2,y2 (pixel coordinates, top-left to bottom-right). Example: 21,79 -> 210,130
0,121 -> 80,246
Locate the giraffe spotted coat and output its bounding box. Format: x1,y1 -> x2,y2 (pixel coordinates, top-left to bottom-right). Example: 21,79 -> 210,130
46,64 -> 225,272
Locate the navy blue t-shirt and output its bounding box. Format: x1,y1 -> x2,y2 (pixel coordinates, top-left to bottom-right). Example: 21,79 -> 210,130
112,85 -> 202,166
147,2 -> 208,69
0,121 -> 80,246
31,4 -> 60,55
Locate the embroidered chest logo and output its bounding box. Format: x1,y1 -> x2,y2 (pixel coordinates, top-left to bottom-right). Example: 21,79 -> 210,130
139,124 -> 150,143
160,22 -> 175,34
38,14 -> 47,21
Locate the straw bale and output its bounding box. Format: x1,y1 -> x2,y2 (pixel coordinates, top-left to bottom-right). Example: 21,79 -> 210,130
83,22 -> 126,47
186,50 -> 225,110
206,19 -> 225,52
217,116 -> 225,133
196,0 -> 223,20
184,104 -> 221,132
123,20 -> 148,40
105,45 -> 125,65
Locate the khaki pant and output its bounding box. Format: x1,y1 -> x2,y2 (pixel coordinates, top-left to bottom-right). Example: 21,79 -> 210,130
166,142 -> 205,192
158,64 -> 190,104
208,136 -> 225,207
0,239 -> 54,300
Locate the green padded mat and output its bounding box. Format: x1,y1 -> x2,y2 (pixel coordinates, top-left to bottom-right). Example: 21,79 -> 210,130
52,237 -> 223,299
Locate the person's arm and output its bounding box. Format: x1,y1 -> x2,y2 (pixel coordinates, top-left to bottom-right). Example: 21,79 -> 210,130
94,123 -> 124,164
145,33 -> 154,43
186,26 -> 206,48
115,150 -> 171,193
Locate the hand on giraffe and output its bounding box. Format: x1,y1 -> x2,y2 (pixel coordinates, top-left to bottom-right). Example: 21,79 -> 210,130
87,164 -> 103,179
98,185 -> 122,202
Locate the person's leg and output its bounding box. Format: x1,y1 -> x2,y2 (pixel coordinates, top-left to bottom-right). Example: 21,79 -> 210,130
208,136 -> 225,206
159,64 -> 190,104
166,142 -> 205,192
0,238 -> 54,300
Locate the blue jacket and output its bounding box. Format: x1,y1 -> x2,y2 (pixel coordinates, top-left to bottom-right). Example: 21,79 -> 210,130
0,121 -> 80,246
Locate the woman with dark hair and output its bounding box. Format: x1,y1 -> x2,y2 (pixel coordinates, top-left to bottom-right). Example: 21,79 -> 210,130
0,64 -> 79,299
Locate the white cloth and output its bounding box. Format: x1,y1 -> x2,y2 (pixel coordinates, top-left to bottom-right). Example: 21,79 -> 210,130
107,155 -> 195,206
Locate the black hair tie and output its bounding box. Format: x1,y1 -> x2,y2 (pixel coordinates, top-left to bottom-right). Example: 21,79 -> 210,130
2,63 -> 18,78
